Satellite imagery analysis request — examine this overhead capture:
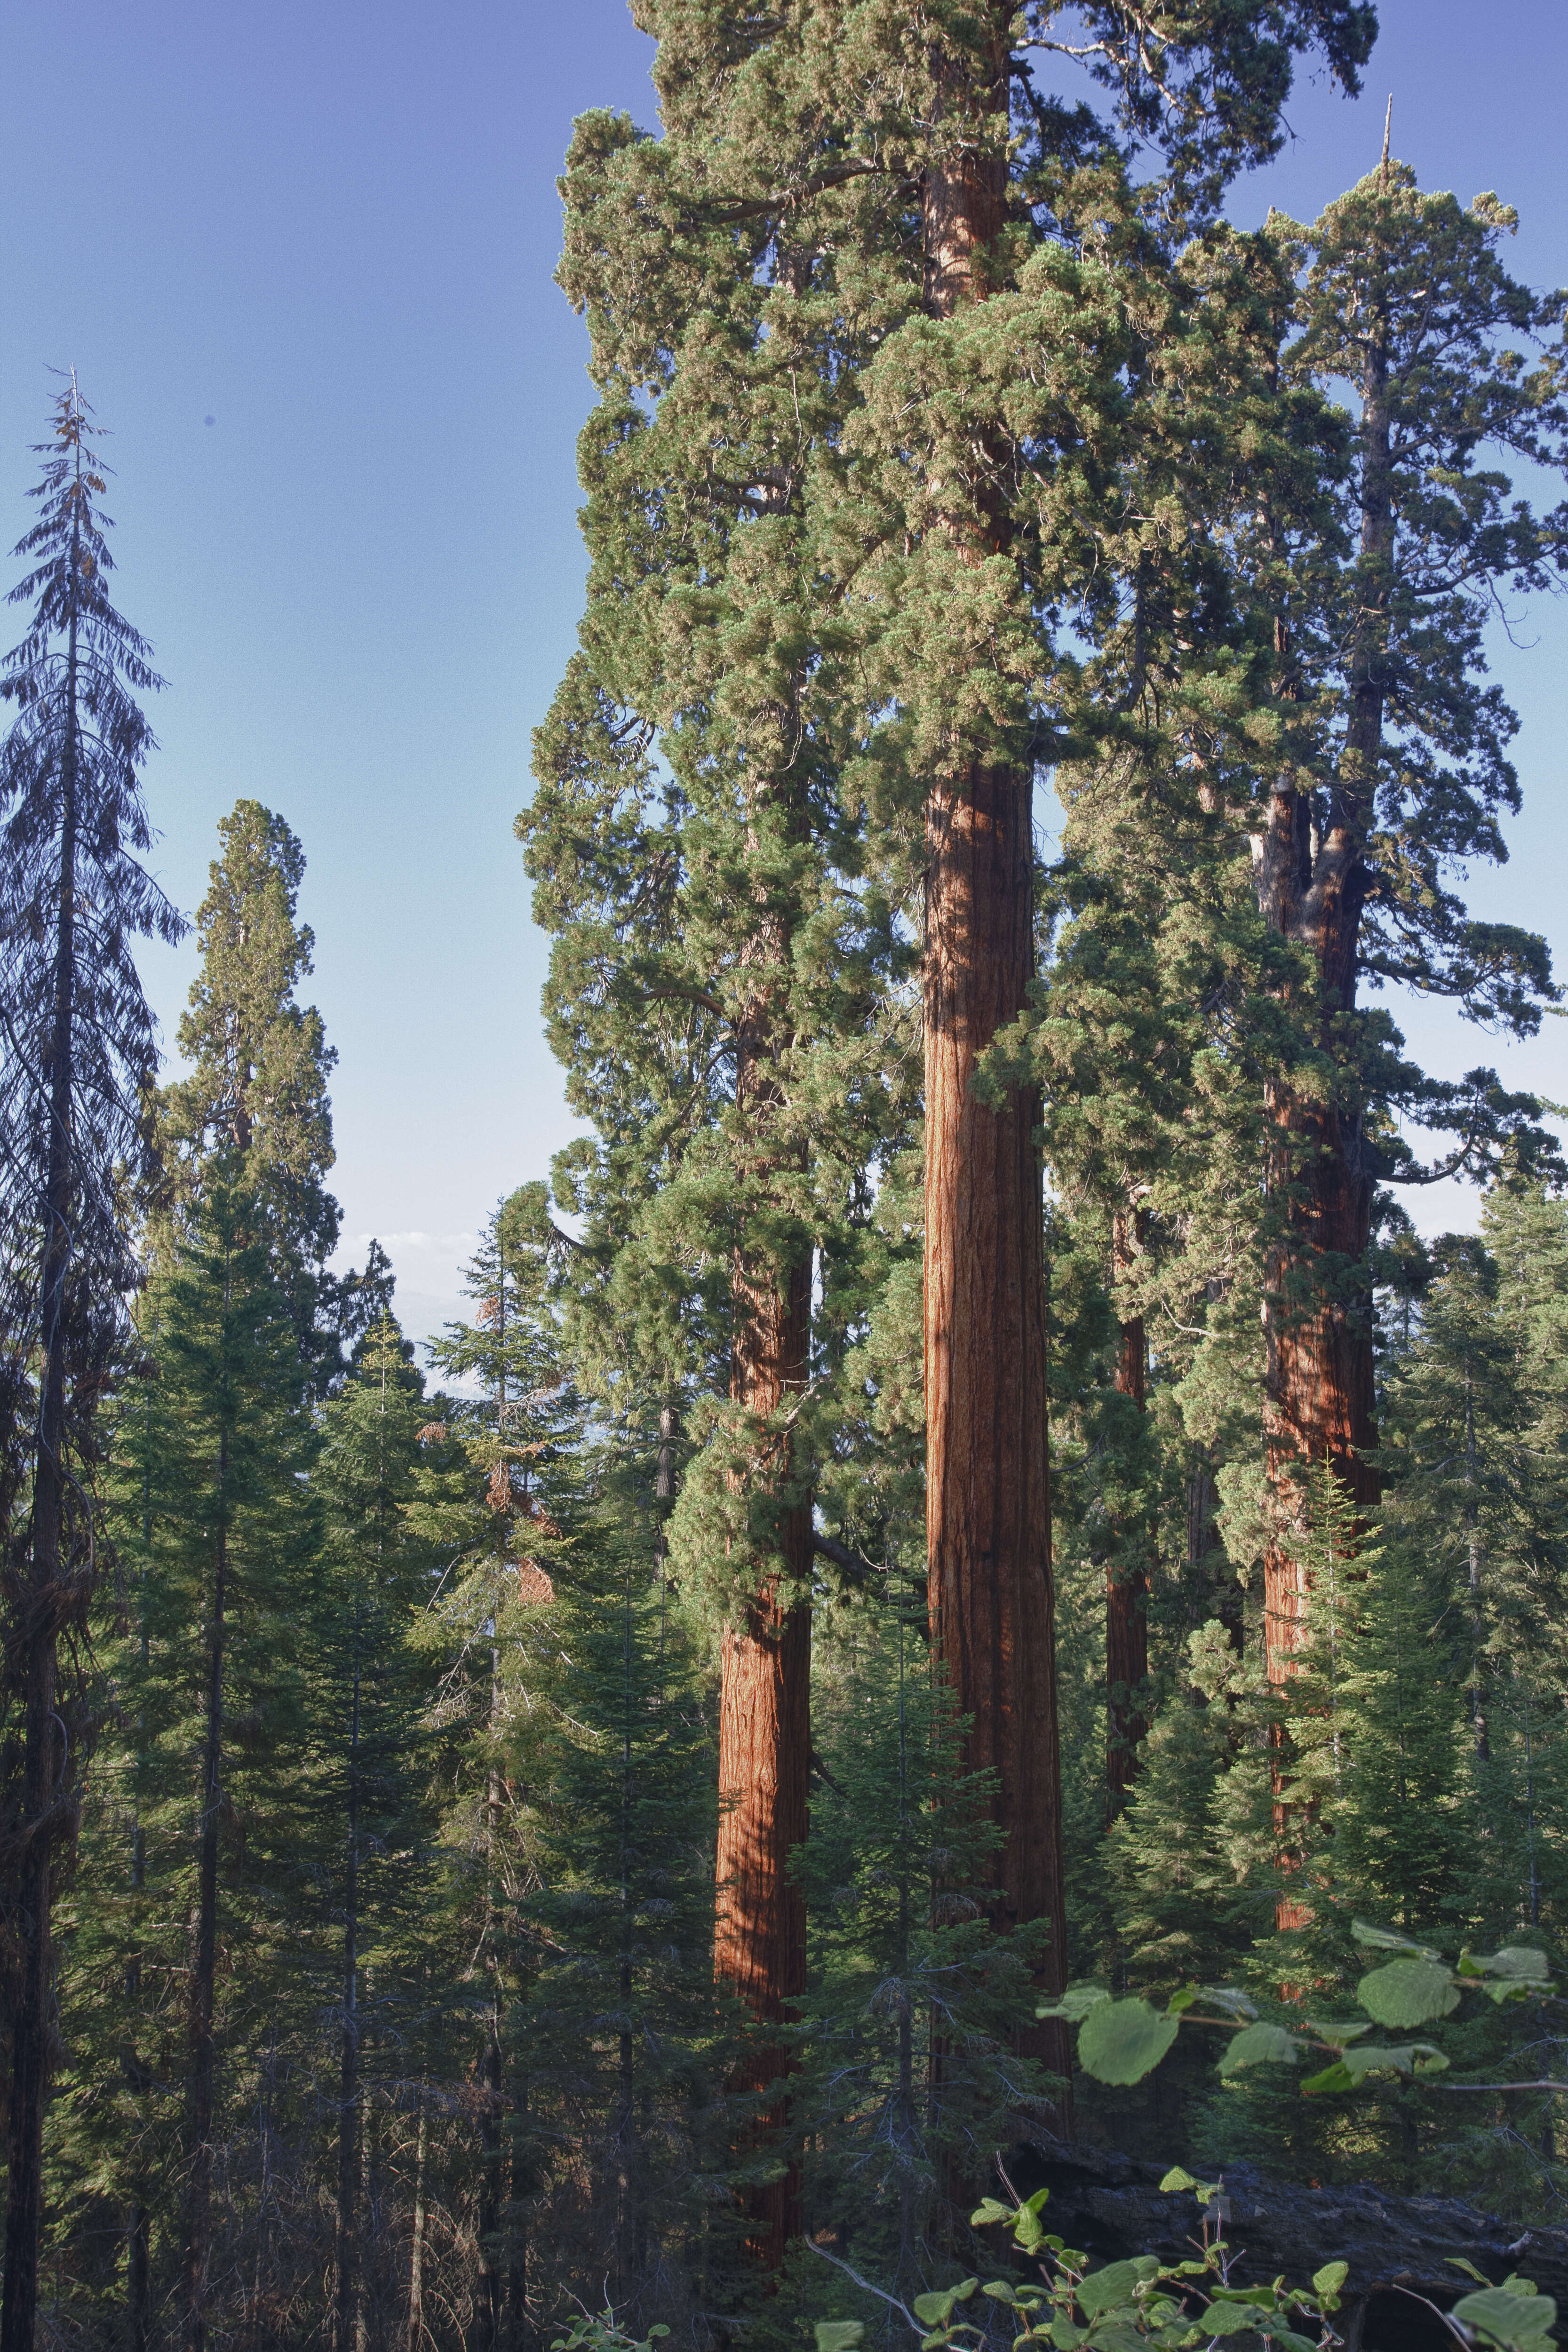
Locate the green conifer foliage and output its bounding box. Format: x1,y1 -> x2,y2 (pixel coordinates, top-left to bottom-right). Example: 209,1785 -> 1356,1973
796,1582 -> 1057,2299
0,382 -> 186,2347
87,1173 -> 318,2349
157,800 -> 353,1376
310,1311 -> 445,2352
525,10 -> 924,2261
516,1465 -> 731,2327
410,1192 -> 582,2350
1248,164 -> 1565,1720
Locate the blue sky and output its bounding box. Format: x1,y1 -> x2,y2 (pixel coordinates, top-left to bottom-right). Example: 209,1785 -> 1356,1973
3,0 -> 1564,1352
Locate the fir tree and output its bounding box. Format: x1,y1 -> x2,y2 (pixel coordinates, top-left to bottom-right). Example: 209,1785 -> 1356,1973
516,1462 -> 729,2327
0,378 -> 185,2352
310,1311 -> 443,2352
110,1172 -> 317,2352
157,798 -> 381,1383
411,1189 -> 581,2350
796,1581 -> 1056,2301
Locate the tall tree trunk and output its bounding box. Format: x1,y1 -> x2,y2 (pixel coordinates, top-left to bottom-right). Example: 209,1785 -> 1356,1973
508,2074 -> 528,2352
476,1654 -> 505,2352
1464,1365 -> 1488,1761
334,1634 -> 362,2352
127,2202 -> 151,2352
0,524 -> 82,2352
1106,1214 -> 1151,1822
715,1249 -> 812,2273
406,2088 -> 428,2352
920,4 -> 1070,2091
1255,207 -> 1391,1928
184,1432 -> 229,2352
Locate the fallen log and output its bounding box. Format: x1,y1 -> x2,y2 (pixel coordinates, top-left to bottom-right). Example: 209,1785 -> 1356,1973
1014,2143 -> 1567,2349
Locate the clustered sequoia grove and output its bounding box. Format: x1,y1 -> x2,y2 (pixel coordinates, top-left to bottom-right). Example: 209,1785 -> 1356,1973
0,3 -> 1567,2347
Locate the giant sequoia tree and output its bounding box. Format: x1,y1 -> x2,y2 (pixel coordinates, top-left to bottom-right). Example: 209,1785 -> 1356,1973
0,382 -> 183,2352
525,13 -> 917,2263
1248,166 -> 1566,1793
532,2 -> 1380,2184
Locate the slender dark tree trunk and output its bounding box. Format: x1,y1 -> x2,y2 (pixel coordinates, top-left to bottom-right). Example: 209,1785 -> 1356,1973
1465,1366 -> 1488,1760
508,2076 -> 528,2352
184,1431 -> 229,2352
920,4 -> 1070,2094
1255,196 -> 1390,1927
127,2202 -> 150,2352
406,2088 -> 428,2352
0,520 -> 81,2352
334,1631 -> 362,2352
1106,1217 -> 1151,1822
127,1816 -> 151,2352
477,1653 -> 505,2352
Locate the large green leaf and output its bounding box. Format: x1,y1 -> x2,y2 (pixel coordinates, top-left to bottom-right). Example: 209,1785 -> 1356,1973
815,2326 -> 865,2352
1356,1957 -> 1459,2028
1452,2288 -> 1557,2348
1038,1983 -> 1113,2022
1076,2257 -> 1160,2316
1351,1919 -> 1442,1960
1341,2040 -> 1448,2082
1077,1997 -> 1180,2085
1463,1947 -> 1554,2002
1464,1946 -> 1550,1981
912,2282 -> 978,2326
1202,2302 -> 1274,2336
1218,2021 -> 1302,2076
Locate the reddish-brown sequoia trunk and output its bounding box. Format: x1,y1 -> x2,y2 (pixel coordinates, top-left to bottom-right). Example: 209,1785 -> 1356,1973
714,828 -> 812,2269
715,1251 -> 811,2272
1255,215 -> 1390,1927
1106,1218 -> 1150,1823
921,4 -> 1071,2097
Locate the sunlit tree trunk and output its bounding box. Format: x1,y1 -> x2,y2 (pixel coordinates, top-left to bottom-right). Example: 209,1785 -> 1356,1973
920,2 -> 1070,2092
1255,221 -> 1390,1928
715,1239 -> 811,2272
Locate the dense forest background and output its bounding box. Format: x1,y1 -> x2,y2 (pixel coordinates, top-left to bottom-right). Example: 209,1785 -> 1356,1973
2,3 -> 1568,2351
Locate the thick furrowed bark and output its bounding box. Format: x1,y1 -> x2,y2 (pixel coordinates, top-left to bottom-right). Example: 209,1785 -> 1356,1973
919,0 -> 1071,2101
716,1255 -> 812,2272
1262,1084 -> 1379,1925
1255,254 -> 1391,1928
923,754 -> 1070,2088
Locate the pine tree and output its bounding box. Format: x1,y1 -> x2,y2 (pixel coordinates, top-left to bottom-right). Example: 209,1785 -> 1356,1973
0,378 -> 185,2352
